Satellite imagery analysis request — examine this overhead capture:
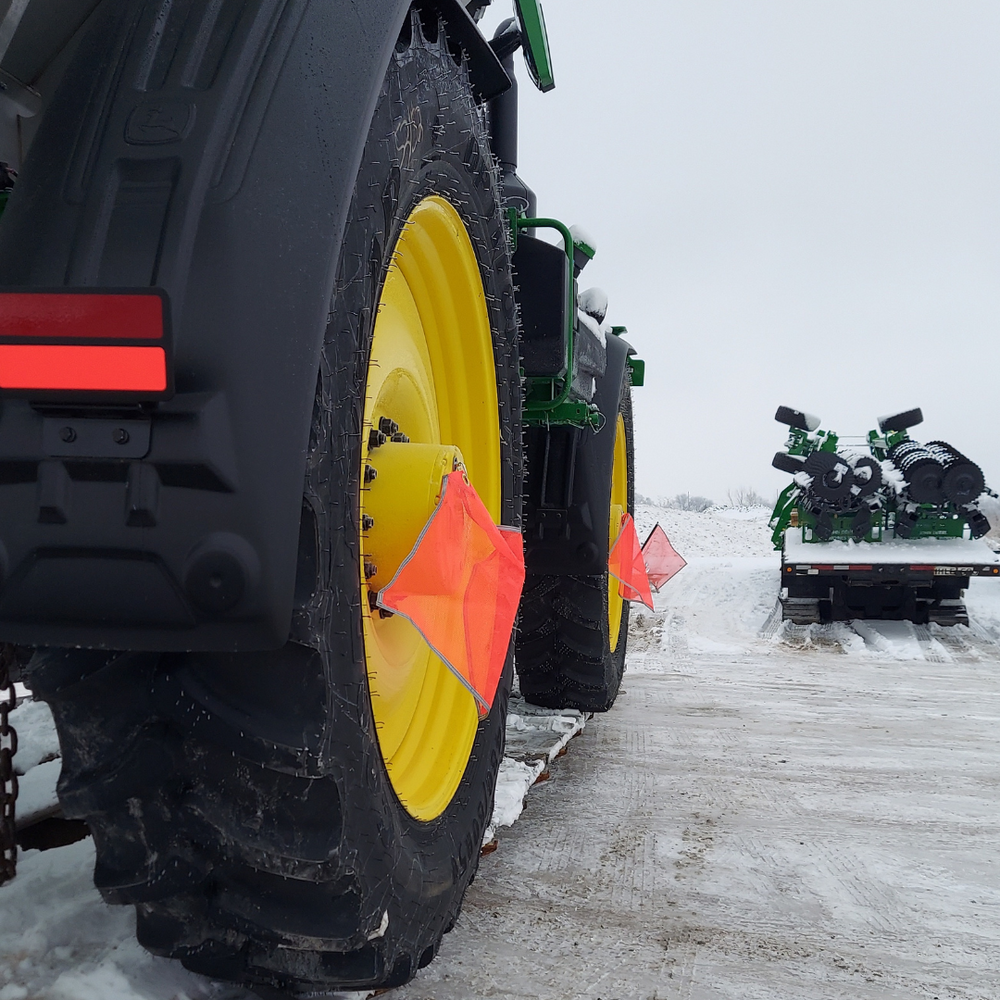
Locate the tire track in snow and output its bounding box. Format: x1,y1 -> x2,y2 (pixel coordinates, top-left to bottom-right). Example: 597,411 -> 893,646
810,840 -> 911,938
664,610 -> 693,674
911,623 -> 950,663
928,625 -> 980,662
946,621 -> 1000,663
589,723 -> 661,914
660,944 -> 697,1000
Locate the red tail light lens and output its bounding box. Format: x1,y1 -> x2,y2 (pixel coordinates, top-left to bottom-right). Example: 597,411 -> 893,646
0,289 -> 172,400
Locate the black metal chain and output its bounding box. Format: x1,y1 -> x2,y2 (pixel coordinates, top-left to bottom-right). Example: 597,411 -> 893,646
0,644 -> 18,885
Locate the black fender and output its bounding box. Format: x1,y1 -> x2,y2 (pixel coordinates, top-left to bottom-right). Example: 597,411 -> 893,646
0,0 -> 506,651
523,333 -> 632,577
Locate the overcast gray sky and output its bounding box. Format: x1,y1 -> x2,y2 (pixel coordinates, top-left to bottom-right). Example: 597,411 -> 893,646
482,1 -> 1000,504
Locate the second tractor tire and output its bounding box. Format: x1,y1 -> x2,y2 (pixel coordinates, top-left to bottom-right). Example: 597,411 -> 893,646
516,376 -> 635,712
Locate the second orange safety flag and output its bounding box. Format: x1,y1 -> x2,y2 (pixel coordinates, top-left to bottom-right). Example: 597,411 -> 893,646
377,470 -> 526,718
608,512 -> 655,610
641,523 -> 687,591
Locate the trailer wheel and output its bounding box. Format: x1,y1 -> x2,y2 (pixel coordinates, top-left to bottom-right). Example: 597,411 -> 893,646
26,16 -> 520,996
516,376 -> 634,712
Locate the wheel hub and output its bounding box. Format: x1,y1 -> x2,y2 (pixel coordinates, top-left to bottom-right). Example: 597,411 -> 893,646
363,439 -> 464,594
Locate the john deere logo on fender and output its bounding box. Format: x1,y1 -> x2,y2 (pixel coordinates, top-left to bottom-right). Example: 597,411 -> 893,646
126,102 -> 194,145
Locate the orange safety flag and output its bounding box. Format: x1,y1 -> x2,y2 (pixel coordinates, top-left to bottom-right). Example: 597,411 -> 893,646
608,512 -> 655,610
641,523 -> 687,591
377,470 -> 526,718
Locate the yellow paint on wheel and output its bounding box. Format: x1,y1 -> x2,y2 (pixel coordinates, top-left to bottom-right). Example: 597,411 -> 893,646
360,196 -> 500,822
608,412 -> 628,651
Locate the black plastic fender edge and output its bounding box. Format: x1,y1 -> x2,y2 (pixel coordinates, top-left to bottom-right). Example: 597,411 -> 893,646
426,0 -> 511,100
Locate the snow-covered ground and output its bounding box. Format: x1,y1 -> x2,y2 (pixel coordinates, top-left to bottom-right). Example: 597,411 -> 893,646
394,504 -> 1000,999
5,503 -> 1000,998
1,682 -> 585,1000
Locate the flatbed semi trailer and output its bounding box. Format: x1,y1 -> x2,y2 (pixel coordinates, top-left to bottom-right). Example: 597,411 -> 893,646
781,536 -> 1000,625
771,405 -> 997,627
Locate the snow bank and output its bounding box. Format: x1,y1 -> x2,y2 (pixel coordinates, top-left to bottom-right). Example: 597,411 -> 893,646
634,502 -> 774,558
484,697 -> 587,845
10,698 -> 59,775
15,760 -> 61,826
8,697 -> 61,825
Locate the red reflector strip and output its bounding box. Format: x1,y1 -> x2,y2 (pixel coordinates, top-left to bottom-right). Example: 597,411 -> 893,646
0,292 -> 163,340
848,565 -> 873,570
909,565 -> 934,572
0,344 -> 167,392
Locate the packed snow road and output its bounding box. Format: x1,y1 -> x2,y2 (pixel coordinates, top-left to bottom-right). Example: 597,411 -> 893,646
394,507 -> 1000,1000
3,506 -> 1000,999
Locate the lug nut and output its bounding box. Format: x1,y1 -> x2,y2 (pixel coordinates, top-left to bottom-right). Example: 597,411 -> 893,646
364,464 -> 377,484
368,590 -> 395,618
361,514 -> 374,531
364,560 -> 377,580
59,426 -> 76,443
368,428 -> 387,450
378,417 -> 399,436
390,432 -> 410,443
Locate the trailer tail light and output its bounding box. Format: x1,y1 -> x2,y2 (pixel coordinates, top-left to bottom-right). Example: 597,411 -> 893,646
0,289 -> 172,400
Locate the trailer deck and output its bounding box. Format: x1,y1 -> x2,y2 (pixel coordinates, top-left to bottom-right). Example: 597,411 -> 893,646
781,536 -> 1000,625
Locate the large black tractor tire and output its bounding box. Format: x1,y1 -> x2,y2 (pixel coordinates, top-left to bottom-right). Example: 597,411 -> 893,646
25,15 -> 521,996
515,376 -> 635,712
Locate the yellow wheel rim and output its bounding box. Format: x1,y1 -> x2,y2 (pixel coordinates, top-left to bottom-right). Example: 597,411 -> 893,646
608,412 -> 628,651
360,195 -> 500,822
